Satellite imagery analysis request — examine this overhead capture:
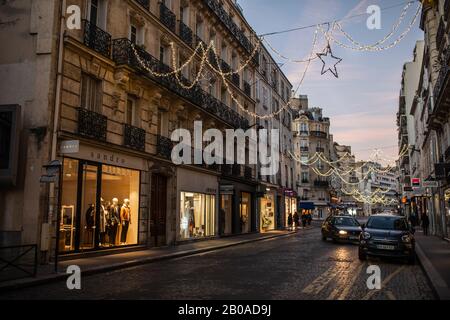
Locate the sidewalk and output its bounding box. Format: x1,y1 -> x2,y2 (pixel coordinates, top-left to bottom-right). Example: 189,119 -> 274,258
415,230 -> 450,300
0,230 -> 295,293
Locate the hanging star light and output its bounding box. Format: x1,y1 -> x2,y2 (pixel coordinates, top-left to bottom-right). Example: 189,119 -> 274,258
317,43 -> 343,78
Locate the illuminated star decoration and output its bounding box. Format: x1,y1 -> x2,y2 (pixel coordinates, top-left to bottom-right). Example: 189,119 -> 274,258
317,43 -> 343,78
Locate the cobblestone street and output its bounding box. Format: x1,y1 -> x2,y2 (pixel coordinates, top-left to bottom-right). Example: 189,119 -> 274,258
0,226 -> 435,300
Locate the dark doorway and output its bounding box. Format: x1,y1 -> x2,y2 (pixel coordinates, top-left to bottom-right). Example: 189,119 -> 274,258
151,173 -> 167,246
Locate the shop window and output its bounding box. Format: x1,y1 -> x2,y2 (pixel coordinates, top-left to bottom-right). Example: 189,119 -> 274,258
180,192 -> 215,240
220,195 -> 233,235
80,73 -> 102,113
260,193 -> 275,232
60,158 -> 140,253
240,192 -> 251,233
100,165 -> 140,247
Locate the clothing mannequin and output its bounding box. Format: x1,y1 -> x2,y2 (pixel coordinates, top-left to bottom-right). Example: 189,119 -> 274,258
99,198 -> 108,245
120,199 -> 131,244
85,204 -> 95,245
108,198 -> 120,246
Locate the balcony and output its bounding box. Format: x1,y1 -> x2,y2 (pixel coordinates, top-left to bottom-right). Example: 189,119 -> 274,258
221,164 -> 232,176
300,130 -> 309,136
124,124 -> 146,151
231,73 -> 240,88
244,166 -> 253,180
301,180 -> 309,184
157,135 -> 173,159
445,145 -> 450,162
159,3 -> 176,33
300,146 -> 309,152
232,164 -> 242,176
77,107 -> 107,141
310,131 -> 327,139
201,0 -> 254,55
112,38 -> 249,129
252,51 -> 260,67
316,147 -> 325,153
221,60 -> 232,73
314,180 -> 329,188
179,21 -> 193,47
195,35 -> 207,49
83,20 -> 111,58
135,0 -> 150,10
244,81 -> 251,97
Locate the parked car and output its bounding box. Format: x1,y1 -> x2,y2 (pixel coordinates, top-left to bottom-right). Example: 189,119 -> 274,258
358,214 -> 416,264
321,216 -> 362,242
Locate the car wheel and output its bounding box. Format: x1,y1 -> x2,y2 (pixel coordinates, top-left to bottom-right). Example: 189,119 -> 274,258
358,249 -> 367,261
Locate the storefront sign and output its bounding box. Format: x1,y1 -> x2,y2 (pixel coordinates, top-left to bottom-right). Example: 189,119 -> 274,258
411,178 -> 421,187
60,140 -> 80,154
422,181 -> 439,188
220,185 -> 234,195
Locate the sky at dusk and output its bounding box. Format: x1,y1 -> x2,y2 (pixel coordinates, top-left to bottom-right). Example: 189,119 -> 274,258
238,0 -> 424,162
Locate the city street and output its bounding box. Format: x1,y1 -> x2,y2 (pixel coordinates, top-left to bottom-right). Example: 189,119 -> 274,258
0,226 -> 435,300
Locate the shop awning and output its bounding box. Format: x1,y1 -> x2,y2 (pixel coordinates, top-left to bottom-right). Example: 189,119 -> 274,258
299,202 -> 315,210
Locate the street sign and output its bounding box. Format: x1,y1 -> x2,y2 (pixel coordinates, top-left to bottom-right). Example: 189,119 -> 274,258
40,175 -> 57,183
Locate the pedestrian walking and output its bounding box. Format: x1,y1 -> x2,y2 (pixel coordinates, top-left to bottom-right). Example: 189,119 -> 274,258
293,211 -> 299,230
301,212 -> 307,228
287,213 -> 293,231
421,213 -> 430,236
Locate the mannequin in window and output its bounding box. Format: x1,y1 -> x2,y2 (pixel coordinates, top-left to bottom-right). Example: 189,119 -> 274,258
120,199 -> 131,244
85,204 -> 95,245
99,198 -> 108,245
107,198 -> 120,246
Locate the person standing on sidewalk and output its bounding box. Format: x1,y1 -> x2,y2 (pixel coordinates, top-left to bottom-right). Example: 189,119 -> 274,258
287,213 -> 293,231
293,211 -> 299,230
422,213 -> 430,236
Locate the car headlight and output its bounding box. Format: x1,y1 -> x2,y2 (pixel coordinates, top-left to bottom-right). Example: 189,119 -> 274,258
339,230 -> 347,235
401,235 -> 412,243
362,232 -> 371,240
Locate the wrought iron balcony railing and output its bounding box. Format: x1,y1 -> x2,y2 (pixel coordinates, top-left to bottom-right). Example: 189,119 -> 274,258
433,47 -> 450,106
179,21 -> 193,47
112,38 -> 249,129
124,124 -> 146,151
244,81 -> 251,97
195,35 -> 207,49
135,0 -> 150,10
201,0 -> 254,55
300,146 -> 309,152
314,180 -> 329,187
83,20 -> 111,58
244,166 -> 253,180
316,147 -> 325,153
77,107 -> 107,141
231,73 -> 240,87
310,131 -> 327,139
232,164 -> 242,176
300,130 -> 309,136
157,135 -> 173,159
159,3 -> 176,33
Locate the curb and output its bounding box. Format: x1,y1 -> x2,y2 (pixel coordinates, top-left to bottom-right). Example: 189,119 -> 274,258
0,231 -> 296,294
415,241 -> 450,300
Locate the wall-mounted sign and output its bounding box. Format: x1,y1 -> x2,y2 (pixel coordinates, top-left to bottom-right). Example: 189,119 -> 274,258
220,185 -> 234,195
422,181 -> 439,188
60,140 -> 80,154
411,178 -> 421,187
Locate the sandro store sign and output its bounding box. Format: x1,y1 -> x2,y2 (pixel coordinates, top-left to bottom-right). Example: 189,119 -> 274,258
60,140 -> 146,171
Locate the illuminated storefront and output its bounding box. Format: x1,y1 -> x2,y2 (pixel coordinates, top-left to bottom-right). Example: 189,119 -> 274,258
60,158 -> 141,253
284,189 -> 297,227
259,191 -> 276,232
240,192 -> 252,233
177,168 -> 218,241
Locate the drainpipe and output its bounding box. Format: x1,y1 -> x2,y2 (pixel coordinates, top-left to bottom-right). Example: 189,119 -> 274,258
44,0 -> 66,265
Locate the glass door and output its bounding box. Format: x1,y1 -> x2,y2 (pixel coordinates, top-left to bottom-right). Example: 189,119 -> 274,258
78,163 -> 100,251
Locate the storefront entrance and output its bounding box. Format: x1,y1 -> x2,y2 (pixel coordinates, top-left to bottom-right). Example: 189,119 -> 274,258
60,158 -> 140,253
259,192 -> 276,232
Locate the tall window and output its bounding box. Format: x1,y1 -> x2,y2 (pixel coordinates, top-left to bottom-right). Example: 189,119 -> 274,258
126,98 -> 139,127
89,0 -> 107,29
81,73 -> 102,113
130,25 -> 138,45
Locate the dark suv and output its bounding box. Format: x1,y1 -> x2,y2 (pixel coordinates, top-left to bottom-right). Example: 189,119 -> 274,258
359,214 -> 416,264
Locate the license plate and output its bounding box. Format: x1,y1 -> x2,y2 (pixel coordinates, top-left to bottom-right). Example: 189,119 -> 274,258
349,236 -> 359,240
377,244 -> 395,250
